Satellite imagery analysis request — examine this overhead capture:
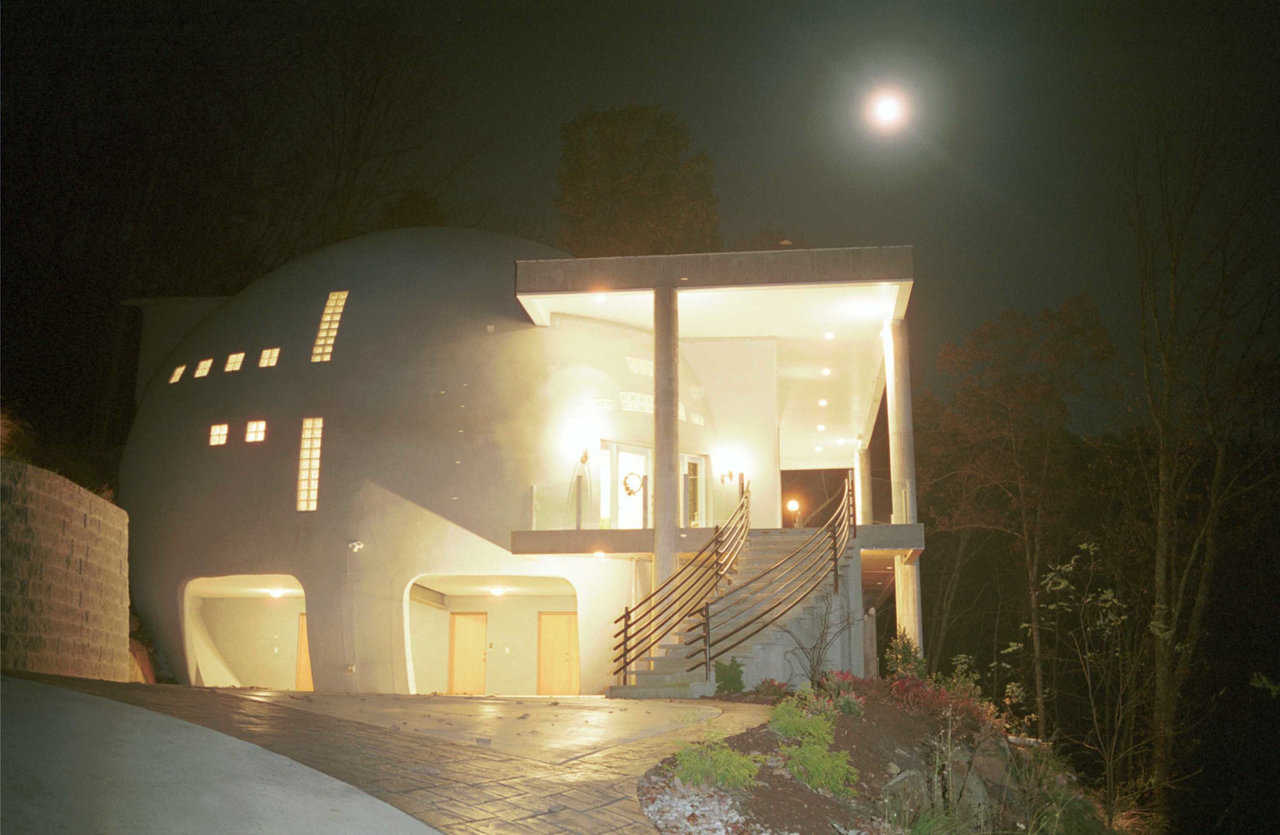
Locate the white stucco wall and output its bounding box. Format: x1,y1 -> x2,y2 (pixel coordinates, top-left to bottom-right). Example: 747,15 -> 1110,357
197,596 -> 305,690
683,339 -> 782,527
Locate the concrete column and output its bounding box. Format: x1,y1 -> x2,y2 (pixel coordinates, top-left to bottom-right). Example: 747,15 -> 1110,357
883,319 -> 918,524
654,286 -> 679,580
841,547 -> 865,676
894,552 -> 924,655
863,607 -> 879,677
853,445 -> 873,525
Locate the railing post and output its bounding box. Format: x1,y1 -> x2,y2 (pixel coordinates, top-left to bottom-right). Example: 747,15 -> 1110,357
621,605 -> 631,685
702,603 -> 712,681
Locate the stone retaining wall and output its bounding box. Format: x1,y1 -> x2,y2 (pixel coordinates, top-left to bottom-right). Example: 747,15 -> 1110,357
1,458 -> 131,680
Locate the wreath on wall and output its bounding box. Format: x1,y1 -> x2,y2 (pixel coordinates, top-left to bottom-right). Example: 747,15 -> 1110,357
622,472 -> 645,496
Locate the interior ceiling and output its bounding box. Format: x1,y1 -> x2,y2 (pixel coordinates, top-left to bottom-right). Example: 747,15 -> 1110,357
186,574 -> 304,598
518,281 -> 911,470
413,574 -> 577,597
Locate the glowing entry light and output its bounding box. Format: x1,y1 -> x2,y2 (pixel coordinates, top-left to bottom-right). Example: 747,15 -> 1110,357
786,499 -> 799,512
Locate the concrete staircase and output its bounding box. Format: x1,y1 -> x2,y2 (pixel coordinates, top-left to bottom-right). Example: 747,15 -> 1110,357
607,528 -> 850,699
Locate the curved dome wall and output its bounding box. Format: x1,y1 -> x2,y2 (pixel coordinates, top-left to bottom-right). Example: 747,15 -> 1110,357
119,228 -> 718,693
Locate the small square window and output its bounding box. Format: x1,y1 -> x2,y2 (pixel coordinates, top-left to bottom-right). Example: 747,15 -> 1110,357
209,424 -> 229,446
259,347 -> 280,368
245,420 -> 267,443
169,365 -> 186,384
194,358 -> 213,378
225,352 -> 245,372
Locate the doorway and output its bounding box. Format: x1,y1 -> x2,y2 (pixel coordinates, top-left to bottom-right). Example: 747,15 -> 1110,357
537,612 -> 580,695
448,612 -> 487,694
182,574 -> 310,690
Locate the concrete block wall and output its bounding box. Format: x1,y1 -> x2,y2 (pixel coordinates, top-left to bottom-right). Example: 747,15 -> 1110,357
1,459 -> 131,681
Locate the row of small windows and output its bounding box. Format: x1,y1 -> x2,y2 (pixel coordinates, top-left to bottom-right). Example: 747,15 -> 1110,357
206,417 -> 325,513
171,348 -> 280,384
208,420 -> 268,446
168,290 -> 348,384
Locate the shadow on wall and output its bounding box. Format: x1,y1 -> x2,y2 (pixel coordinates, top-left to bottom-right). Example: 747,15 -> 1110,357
404,574 -> 579,696
182,574 -> 312,690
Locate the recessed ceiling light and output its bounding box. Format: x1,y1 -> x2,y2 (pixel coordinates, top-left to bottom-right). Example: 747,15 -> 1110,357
490,587 -> 505,596
818,398 -> 828,407
824,332 -> 835,340
817,424 -> 826,432
821,368 -> 832,376
815,445 -> 824,452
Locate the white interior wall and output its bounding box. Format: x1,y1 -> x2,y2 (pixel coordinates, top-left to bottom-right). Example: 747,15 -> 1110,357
682,339 -> 782,527
182,597 -> 241,687
197,597 -> 306,689
442,594 -> 578,694
408,600 -> 450,694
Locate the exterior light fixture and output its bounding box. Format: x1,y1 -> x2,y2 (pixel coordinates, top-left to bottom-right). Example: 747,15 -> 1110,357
821,368 -> 832,377
866,88 -> 909,132
818,399 -> 828,407
786,499 -> 801,528
347,541 -> 365,552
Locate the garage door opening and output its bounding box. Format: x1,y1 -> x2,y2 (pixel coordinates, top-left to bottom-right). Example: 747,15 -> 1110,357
404,575 -> 578,696
183,574 -> 312,690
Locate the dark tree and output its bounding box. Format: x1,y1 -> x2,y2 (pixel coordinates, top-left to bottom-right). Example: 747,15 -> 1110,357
555,106 -> 719,256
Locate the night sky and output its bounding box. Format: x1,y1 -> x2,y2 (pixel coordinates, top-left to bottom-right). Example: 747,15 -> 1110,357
3,2 -> 1276,451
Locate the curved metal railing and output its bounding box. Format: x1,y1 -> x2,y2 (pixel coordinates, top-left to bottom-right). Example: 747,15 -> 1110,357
683,474 -> 853,674
611,489 -> 750,680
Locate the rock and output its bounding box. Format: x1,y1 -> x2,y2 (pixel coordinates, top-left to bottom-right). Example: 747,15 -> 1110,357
882,768 -> 928,823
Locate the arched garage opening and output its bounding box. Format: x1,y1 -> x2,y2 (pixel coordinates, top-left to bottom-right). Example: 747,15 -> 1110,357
182,574 -> 312,690
404,575 -> 579,696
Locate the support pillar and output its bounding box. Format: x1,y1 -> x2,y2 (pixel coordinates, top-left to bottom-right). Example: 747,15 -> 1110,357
883,318 -> 917,525
654,286 -> 679,581
863,607 -> 879,677
840,547 -> 865,676
894,552 -> 924,655
853,446 -> 873,525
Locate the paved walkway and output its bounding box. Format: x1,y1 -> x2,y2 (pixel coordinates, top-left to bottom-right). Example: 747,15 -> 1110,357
4,673 -> 771,833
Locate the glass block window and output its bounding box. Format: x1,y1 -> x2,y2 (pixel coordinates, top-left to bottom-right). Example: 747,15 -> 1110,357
310,291 -> 349,362
194,358 -> 213,378
225,352 -> 245,372
296,417 -> 324,511
259,347 -> 280,368
169,365 -> 186,384
209,424 -> 229,446
245,420 -> 267,443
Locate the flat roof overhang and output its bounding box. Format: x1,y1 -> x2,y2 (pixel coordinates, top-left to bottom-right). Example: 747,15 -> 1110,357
515,246 -> 914,470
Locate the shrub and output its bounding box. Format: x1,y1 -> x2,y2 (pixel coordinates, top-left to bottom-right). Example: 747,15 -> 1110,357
754,677 -> 790,701
835,693 -> 865,717
816,671 -> 867,716
770,697 -> 834,746
781,742 -> 858,798
884,630 -> 926,679
792,688 -> 838,719
715,657 -> 744,695
889,675 -> 1001,733
674,739 -> 760,790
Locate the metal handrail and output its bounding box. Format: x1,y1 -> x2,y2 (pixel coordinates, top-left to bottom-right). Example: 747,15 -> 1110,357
684,474 -> 854,674
611,490 -> 750,678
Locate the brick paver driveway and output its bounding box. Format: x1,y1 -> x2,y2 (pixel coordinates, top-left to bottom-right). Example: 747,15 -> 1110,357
12,674 -> 770,833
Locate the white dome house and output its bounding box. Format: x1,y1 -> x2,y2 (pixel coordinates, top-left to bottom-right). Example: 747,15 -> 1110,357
120,228 -> 925,697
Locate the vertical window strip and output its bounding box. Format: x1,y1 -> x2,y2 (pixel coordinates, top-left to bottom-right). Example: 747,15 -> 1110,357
209,424 -> 229,446
194,358 -> 213,378
310,291 -> 349,363
169,365 -> 186,384
225,352 -> 245,372
296,417 -> 323,511
259,347 -> 280,367
245,420 -> 267,443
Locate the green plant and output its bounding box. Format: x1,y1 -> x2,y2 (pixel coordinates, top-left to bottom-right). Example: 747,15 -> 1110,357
674,739 -> 761,790
715,657 -> 744,695
770,697 -> 834,746
884,629 -> 926,679
780,741 -> 858,798
835,693 -> 865,717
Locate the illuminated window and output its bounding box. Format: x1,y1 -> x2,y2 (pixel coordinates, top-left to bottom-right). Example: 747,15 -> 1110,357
259,347 -> 280,368
225,352 -> 245,372
169,365 -> 186,384
310,291 -> 349,363
209,424 -> 229,446
296,417 -> 323,511
245,420 -> 266,443
194,358 -> 213,378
